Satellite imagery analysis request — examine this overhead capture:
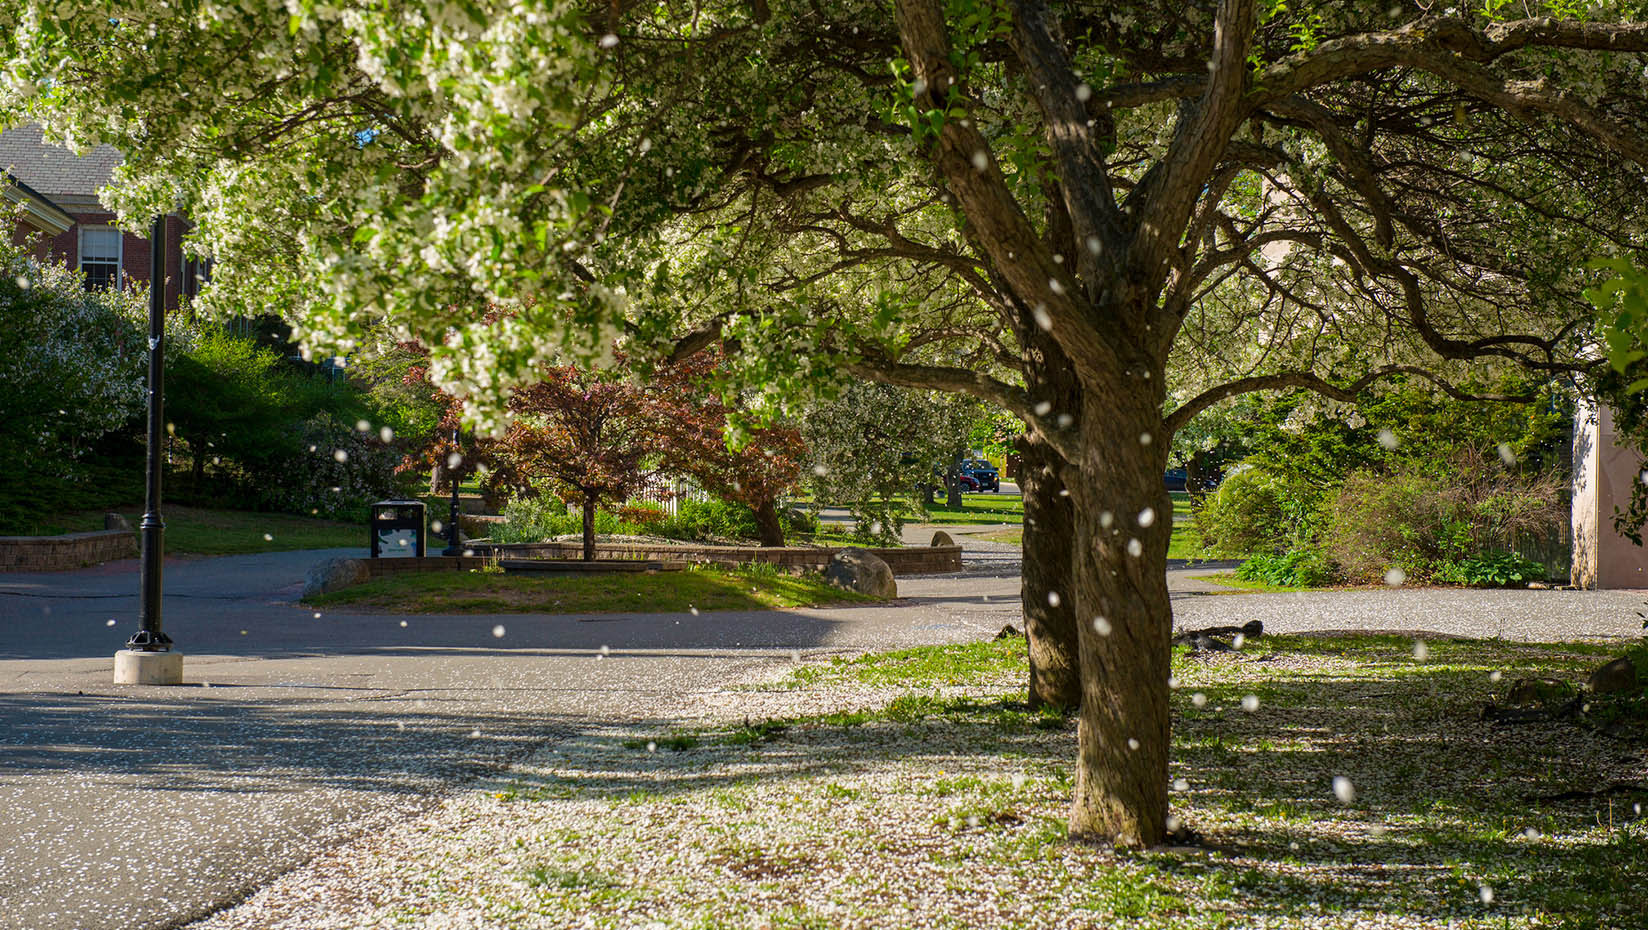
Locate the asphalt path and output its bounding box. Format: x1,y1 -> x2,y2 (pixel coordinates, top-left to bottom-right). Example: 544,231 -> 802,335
0,549 -> 1019,930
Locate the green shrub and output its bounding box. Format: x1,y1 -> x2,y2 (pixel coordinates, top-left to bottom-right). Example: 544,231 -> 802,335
653,498 -> 762,541
1321,451 -> 1563,584
1235,550 -> 1337,587
492,495 -> 677,543
1193,466 -> 1315,557
1434,551 -> 1548,588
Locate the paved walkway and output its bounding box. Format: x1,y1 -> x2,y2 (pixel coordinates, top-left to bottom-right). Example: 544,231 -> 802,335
2,544 -> 1642,930
0,549 -> 1019,930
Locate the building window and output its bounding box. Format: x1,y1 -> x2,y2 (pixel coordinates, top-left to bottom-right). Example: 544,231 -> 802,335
184,256 -> 213,299
79,227 -> 121,291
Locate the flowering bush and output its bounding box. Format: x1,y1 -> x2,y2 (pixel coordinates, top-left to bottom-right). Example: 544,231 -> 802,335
0,239 -> 145,473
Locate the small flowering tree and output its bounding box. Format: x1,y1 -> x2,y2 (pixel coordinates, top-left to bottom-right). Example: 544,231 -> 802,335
651,353 -> 806,546
0,235 -> 144,505
481,367 -> 669,561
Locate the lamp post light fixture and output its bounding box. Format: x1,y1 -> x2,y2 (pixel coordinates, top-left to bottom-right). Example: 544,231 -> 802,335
443,427 -> 463,557
115,215 -> 183,685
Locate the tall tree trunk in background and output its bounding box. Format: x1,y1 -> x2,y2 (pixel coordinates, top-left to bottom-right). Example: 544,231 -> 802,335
753,497 -> 786,547
1015,314 -> 1084,710
429,463 -> 446,496
945,469 -> 964,508
581,490 -> 597,561
1017,432 -> 1080,710
1066,367 -> 1175,847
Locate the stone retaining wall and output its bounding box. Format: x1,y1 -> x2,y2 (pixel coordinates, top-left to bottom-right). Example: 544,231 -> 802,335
466,542 -> 963,576
362,556 -> 495,579
0,530 -> 137,572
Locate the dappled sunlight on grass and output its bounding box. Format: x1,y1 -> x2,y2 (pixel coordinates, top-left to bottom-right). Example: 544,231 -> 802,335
439,633 -> 1647,928
306,565 -> 879,614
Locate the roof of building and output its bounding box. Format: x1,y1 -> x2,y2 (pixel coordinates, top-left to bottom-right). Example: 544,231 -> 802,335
0,123 -> 122,200
2,169 -> 76,233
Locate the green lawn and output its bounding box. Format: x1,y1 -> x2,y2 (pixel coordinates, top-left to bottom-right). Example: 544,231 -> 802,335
14,505 -> 364,555
442,633 -> 1647,929
305,564 -> 880,613
976,496 -> 1215,560
1192,571 -> 1314,593
920,493 -> 1027,526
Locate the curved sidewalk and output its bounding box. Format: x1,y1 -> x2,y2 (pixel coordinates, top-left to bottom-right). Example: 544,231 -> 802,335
0,550 -> 1016,930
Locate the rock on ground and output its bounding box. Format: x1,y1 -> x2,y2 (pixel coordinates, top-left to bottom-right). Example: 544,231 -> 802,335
1588,656 -> 1640,694
302,557 -> 369,599
825,547 -> 898,598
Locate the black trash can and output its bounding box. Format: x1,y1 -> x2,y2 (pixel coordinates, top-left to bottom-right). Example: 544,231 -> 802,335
370,500 -> 427,558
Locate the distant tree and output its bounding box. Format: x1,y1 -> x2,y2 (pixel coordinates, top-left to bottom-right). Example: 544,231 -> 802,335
485,366 -> 668,560
800,383 -> 977,546
653,354 -> 806,547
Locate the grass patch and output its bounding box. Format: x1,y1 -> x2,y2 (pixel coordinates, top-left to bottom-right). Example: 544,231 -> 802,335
775,635 -> 1031,690
980,528 -> 1022,545
919,492 -> 1026,526
1191,571 -> 1314,593
304,564 -> 880,613
21,504 -> 363,555
432,632 -> 1648,930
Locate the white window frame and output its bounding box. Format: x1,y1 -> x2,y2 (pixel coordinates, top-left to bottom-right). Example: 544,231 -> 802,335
78,226 -> 123,290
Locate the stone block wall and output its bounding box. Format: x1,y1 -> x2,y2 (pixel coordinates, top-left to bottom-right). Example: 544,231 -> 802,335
0,530 -> 137,572
362,556 -> 495,579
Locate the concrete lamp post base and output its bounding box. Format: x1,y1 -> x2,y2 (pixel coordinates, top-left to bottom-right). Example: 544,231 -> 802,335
113,650 -> 184,685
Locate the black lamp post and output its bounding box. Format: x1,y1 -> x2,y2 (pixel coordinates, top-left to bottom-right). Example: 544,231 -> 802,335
129,215 -> 172,652
114,216 -> 182,684
443,427 -> 463,557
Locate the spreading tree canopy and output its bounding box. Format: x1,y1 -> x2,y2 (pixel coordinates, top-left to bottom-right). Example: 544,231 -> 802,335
8,0 -> 1648,845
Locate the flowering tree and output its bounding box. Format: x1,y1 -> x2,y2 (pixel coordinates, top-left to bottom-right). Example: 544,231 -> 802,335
11,0 -> 1648,846
0,235 -> 144,476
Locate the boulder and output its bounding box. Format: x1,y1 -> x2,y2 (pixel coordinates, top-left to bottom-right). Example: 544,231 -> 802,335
1507,677 -> 1567,705
303,557 -> 370,599
1588,656 -> 1640,695
104,512 -> 132,532
824,547 -> 898,598
930,530 -> 955,548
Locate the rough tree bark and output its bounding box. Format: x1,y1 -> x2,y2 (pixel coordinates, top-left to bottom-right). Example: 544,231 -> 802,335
581,490 -> 597,561
1016,432 -> 1080,710
1066,365 -> 1175,847
1015,314 -> 1085,710
752,497 -> 786,547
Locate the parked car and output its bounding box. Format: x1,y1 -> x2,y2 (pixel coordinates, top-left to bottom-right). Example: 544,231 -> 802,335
1163,468 -> 1188,491
961,459 -> 1000,492
953,473 -> 980,492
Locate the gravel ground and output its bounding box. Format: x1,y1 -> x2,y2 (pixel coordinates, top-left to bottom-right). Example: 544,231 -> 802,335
1172,585 -> 1647,641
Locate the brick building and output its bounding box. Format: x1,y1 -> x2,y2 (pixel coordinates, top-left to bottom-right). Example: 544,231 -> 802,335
2,123 -> 205,309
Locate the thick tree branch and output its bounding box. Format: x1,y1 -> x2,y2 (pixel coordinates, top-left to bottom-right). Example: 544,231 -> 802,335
1163,366 -> 1543,437
1008,0 -> 1123,288
841,355 -> 1081,463
892,0 -> 1119,380
1129,0 -> 1255,281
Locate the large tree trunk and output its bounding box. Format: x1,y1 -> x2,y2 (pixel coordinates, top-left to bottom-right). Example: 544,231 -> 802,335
429,463 -> 446,496
1016,432 -> 1080,710
1066,386 -> 1174,848
581,491 -> 597,562
752,497 -> 786,547
1016,309 -> 1085,711
945,470 -> 964,508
